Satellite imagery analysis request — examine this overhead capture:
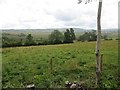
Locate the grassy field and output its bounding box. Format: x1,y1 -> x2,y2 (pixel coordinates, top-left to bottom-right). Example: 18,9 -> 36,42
2,40 -> 118,88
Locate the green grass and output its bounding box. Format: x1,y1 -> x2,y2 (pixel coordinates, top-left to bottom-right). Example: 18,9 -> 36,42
2,40 -> 118,88
2,32 -> 50,40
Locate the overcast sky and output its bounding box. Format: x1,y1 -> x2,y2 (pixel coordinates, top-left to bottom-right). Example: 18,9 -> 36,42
0,0 -> 118,29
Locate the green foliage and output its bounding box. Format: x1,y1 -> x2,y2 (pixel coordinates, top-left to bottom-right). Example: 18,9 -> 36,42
49,30 -> 64,44
70,28 -> 76,40
25,34 -> 35,45
34,75 -> 50,88
64,28 -> 76,43
102,35 -> 108,40
78,30 -> 97,42
2,40 -> 118,88
2,29 -> 118,47
2,36 -> 22,47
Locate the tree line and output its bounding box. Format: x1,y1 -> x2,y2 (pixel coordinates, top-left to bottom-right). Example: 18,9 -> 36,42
2,28 -> 105,48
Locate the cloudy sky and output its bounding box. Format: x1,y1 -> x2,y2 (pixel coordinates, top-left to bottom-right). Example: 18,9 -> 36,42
0,0 -> 118,29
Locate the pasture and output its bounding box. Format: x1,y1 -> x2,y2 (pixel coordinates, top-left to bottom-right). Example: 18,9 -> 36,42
2,40 -> 118,88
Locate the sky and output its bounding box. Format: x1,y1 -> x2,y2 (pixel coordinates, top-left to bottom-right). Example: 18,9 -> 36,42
0,0 -> 119,29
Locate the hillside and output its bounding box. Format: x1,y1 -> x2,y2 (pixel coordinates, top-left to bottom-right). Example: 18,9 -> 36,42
2,40 -> 118,88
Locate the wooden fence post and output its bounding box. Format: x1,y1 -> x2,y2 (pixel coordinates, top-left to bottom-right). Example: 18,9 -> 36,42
100,54 -> 103,73
96,0 -> 102,85
50,58 -> 53,74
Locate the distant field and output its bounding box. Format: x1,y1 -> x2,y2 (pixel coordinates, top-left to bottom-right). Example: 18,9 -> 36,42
2,40 -> 118,88
2,31 -> 51,40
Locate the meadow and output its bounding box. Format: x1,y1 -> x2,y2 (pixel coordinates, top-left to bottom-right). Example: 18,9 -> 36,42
2,40 -> 118,88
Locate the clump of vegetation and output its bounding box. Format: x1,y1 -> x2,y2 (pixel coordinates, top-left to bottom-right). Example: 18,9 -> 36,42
49,30 -> 64,44
64,28 -> 76,43
78,30 -> 97,42
25,34 -> 36,46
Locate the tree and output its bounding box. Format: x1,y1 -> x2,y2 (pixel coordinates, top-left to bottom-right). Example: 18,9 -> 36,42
2,36 -> 23,47
70,28 -> 76,40
49,30 -> 64,44
64,29 -> 72,43
78,0 -> 103,86
78,30 -> 97,42
102,35 -> 108,40
89,30 -> 97,41
63,28 -> 76,43
78,32 -> 89,42
25,34 -> 35,45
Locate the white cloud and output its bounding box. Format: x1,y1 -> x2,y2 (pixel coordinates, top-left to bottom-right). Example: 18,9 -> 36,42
0,0 -> 118,29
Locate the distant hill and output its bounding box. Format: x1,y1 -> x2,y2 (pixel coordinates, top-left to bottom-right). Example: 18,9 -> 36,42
1,28 -> 86,33
1,28 -> 118,40
1,28 -> 118,37
102,28 -> 118,32
1,28 -> 118,32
